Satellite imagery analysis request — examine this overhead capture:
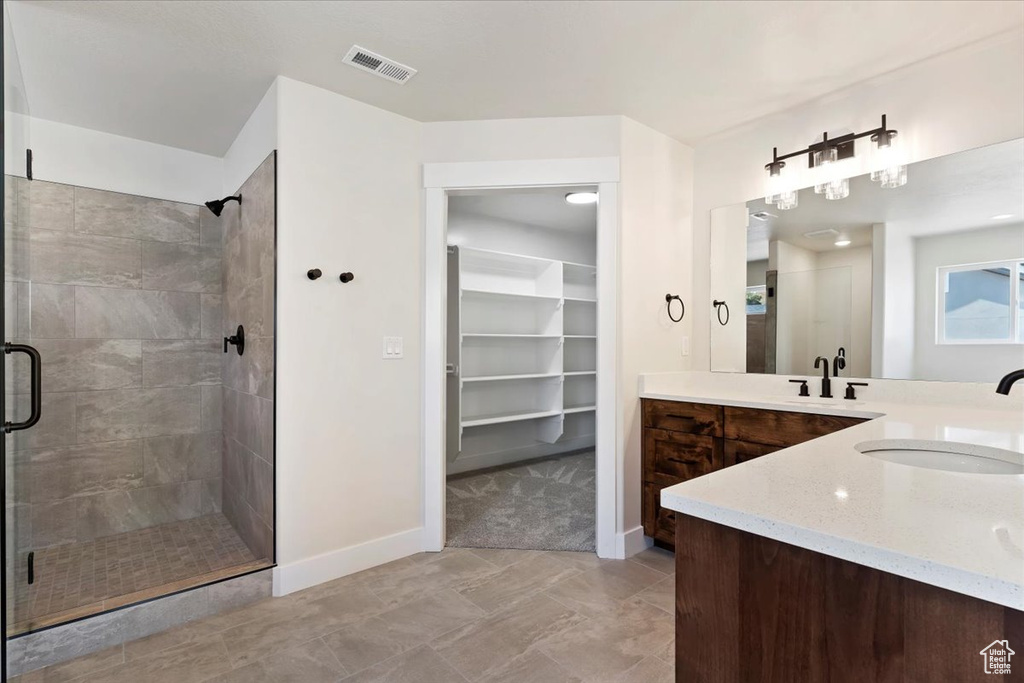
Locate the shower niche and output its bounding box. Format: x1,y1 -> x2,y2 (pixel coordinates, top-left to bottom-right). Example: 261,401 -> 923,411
3,153 -> 277,639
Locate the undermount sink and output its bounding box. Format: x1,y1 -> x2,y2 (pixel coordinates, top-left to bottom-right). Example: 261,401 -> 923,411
856,439 -> 1024,475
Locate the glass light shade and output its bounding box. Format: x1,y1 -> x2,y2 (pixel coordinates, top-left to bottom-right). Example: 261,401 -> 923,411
813,147 -> 837,194
775,189 -> 799,210
871,131 -> 908,188
824,177 -> 849,200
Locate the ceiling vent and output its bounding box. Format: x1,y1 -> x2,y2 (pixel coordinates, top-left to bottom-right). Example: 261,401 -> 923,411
343,46 -> 417,85
803,228 -> 840,239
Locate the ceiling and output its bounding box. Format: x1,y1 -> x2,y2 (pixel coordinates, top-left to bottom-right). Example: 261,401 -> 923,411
744,138 -> 1024,261
6,1 -> 1023,155
449,186 -> 597,234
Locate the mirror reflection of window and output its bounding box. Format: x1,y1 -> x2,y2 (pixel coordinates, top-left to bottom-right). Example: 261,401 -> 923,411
746,286 -> 766,315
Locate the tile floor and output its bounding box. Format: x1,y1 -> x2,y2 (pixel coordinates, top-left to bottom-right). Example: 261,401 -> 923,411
11,514 -> 257,634
12,546 -> 677,683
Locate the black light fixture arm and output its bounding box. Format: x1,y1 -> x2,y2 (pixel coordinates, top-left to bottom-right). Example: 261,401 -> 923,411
766,114 -> 897,170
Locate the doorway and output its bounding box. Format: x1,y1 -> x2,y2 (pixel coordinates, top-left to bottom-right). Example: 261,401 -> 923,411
422,157 -> 620,559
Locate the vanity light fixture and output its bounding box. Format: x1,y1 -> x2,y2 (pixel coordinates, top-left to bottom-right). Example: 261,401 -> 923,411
764,114 -> 906,209
565,191 -> 598,205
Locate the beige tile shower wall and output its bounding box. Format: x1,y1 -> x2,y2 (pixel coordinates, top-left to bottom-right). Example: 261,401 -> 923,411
220,153 -> 275,561
3,175 -> 224,551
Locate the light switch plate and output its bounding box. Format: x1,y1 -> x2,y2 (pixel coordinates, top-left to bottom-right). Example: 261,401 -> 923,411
383,336 -> 404,359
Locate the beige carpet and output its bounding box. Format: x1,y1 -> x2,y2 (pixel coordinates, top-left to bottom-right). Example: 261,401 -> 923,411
445,451 -> 596,552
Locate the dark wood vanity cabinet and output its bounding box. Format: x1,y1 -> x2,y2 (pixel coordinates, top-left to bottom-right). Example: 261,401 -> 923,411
641,399 -> 867,549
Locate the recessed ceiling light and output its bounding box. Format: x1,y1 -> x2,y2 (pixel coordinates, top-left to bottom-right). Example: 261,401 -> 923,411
565,192 -> 598,205
834,239 -> 851,247
991,214 -> 1013,220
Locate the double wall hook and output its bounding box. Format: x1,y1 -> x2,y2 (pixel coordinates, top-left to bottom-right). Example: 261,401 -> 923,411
665,294 -> 685,323
713,300 -> 730,326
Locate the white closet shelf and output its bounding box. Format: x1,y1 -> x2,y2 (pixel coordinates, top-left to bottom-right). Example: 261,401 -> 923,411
564,335 -> 597,339
461,288 -> 561,302
462,333 -> 561,339
564,371 -> 597,377
462,372 -> 562,383
462,408 -> 563,428
564,297 -> 597,303
564,405 -> 596,415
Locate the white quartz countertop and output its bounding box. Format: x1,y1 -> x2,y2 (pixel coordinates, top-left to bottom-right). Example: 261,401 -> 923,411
644,372 -> 1024,610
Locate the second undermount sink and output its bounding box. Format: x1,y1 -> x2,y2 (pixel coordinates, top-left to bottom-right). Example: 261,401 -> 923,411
856,439 -> 1024,475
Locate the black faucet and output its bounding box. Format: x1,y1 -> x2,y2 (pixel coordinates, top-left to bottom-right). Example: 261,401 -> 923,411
996,369 -> 1024,395
814,356 -> 832,398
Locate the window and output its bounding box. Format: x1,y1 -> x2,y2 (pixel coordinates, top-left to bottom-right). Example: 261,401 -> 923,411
937,260 -> 1024,344
746,285 -> 766,315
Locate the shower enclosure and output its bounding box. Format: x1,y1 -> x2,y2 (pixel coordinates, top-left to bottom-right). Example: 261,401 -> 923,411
2,112 -> 275,657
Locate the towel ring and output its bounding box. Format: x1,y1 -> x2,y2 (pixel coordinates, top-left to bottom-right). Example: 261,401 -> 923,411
665,294 -> 685,323
713,300 -> 730,326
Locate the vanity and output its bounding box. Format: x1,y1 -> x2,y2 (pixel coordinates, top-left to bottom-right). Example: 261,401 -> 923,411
646,372 -> 1024,681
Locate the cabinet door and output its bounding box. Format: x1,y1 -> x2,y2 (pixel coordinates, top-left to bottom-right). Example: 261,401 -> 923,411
644,429 -> 723,481
643,482 -> 676,547
724,440 -> 778,467
643,399 -> 723,436
723,406 -> 866,448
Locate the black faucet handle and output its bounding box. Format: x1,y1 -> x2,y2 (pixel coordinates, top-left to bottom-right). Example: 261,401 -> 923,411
789,379 -> 810,397
844,381 -> 868,400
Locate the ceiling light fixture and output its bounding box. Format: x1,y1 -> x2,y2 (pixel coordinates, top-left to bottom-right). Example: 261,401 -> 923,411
991,214 -> 1014,220
764,114 -> 906,210
834,238 -> 852,247
565,192 -> 598,205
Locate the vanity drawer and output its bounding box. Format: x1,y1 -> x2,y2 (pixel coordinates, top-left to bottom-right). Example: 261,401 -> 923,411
643,399 -> 723,436
642,482 -> 676,547
643,429 -> 723,481
723,406 -> 866,448
724,439 -> 778,467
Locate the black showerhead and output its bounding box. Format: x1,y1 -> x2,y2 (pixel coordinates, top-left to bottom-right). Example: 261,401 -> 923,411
204,194 -> 241,217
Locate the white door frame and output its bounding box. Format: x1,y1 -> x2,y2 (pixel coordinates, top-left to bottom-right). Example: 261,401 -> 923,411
422,157 -> 621,558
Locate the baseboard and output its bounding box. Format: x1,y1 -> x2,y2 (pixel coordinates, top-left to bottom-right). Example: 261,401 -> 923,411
618,525 -> 651,558
272,527 -> 424,596
447,436 -> 595,476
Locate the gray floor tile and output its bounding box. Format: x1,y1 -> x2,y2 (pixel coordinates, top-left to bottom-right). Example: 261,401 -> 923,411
430,593 -> 586,681
539,598 -> 674,682
636,575 -> 674,614
542,558 -> 666,618
339,645 -> 469,683
455,553 -> 581,613
627,546 -> 675,575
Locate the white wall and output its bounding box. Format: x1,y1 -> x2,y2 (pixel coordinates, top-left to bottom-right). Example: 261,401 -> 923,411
223,79 -> 278,196
2,114 -> 221,204
874,222 -> 917,378
691,30 -> 1024,376
708,204 -> 748,372
273,77 -> 423,591
447,211 -> 596,265
617,117 -> 692,549
422,116 -> 621,163
913,223 -> 1024,382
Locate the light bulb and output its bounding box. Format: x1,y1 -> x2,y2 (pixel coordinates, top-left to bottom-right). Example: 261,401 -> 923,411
564,192 -> 598,205
813,147 -> 836,195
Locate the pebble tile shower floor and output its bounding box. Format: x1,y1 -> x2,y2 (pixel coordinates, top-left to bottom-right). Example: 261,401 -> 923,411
11,514 -> 257,634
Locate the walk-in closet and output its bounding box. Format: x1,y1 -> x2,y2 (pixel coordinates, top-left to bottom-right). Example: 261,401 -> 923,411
444,188 -> 598,552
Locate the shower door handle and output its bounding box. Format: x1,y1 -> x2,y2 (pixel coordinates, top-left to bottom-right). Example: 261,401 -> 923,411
4,342 -> 42,433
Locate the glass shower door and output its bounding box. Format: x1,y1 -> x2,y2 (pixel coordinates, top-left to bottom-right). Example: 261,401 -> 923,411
4,3 -> 37,672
